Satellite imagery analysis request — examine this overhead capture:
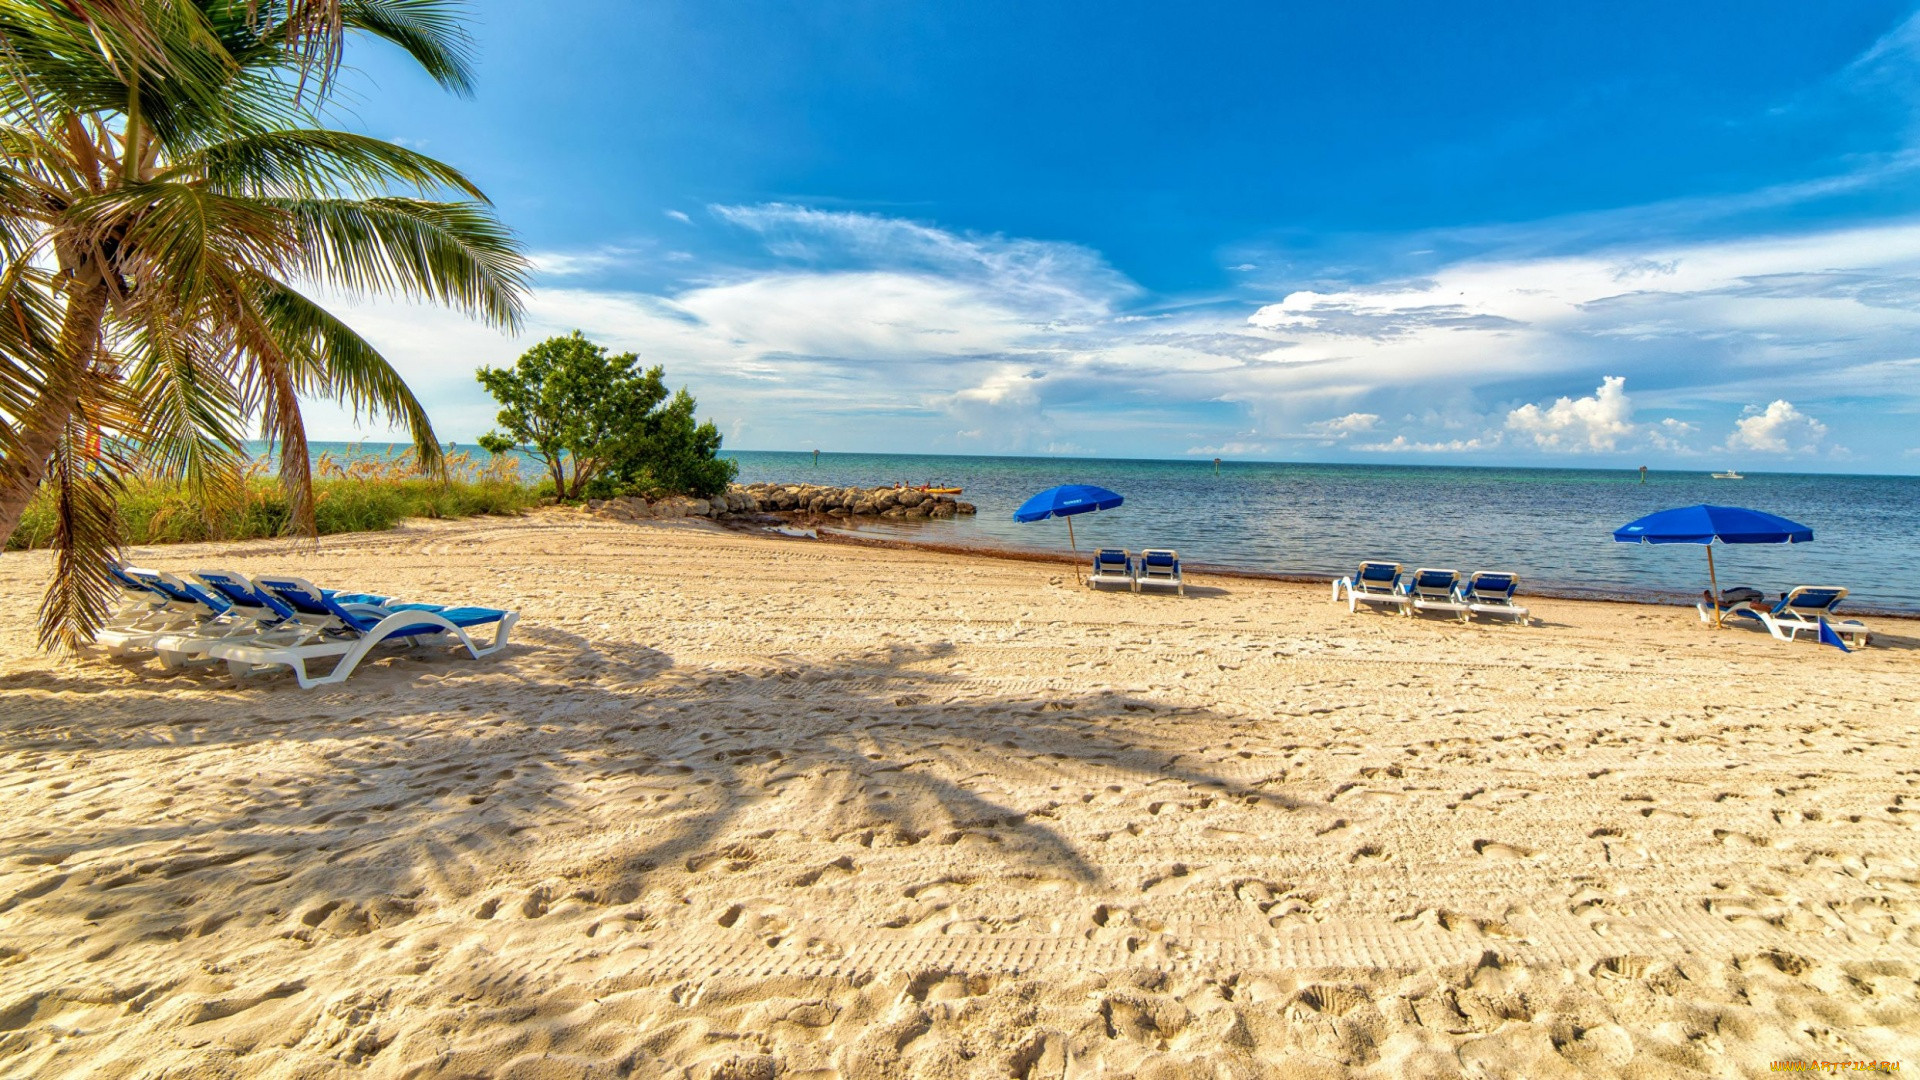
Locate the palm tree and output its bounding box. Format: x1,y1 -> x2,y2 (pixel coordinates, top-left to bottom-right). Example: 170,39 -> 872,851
0,0 -> 528,647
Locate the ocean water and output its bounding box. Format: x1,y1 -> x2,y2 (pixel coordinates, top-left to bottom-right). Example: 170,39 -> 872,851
725,451 -> 1920,616
303,442 -> 1920,615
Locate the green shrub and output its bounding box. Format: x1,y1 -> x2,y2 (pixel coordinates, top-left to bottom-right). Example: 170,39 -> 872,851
5,455 -> 540,551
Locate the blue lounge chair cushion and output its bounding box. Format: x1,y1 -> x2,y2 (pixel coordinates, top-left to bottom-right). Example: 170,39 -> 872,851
193,571 -> 298,620
1356,562 -> 1399,585
377,607 -> 510,638
128,570 -> 230,615
1463,573 -> 1517,600
110,563 -> 153,594
1775,589 -> 1843,615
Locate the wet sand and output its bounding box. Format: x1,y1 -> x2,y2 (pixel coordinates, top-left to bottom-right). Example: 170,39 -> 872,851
1,510 -> 1916,1078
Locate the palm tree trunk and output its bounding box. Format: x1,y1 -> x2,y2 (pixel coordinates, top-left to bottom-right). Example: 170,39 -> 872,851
0,283 -> 111,546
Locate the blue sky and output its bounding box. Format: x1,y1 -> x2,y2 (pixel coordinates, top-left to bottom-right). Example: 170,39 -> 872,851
312,1 -> 1920,471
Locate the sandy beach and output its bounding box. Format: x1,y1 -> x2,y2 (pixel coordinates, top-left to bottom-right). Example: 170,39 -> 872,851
1,510 -> 1916,1078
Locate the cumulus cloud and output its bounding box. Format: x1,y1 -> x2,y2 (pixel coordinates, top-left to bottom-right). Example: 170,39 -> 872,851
1313,412 -> 1380,435
1727,400 -> 1830,453
1505,376 -> 1637,451
301,202 -> 1916,460
1648,417 -> 1699,452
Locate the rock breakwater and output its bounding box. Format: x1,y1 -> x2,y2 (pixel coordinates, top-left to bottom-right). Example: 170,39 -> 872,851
587,482 -> 977,523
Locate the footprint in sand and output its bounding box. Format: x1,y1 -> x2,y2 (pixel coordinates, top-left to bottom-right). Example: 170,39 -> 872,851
685,843 -> 759,873
1230,879 -> 1328,930
1288,983 -> 1369,1020
715,900 -> 795,945
1472,839 -> 1537,860
1138,863 -> 1193,893
788,855 -> 856,887
1591,954 -> 1661,980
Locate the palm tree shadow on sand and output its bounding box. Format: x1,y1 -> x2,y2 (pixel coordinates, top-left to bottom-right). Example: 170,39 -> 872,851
0,625 -> 1324,967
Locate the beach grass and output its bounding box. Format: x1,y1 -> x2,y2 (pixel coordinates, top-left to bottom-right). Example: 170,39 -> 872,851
5,450 -> 539,551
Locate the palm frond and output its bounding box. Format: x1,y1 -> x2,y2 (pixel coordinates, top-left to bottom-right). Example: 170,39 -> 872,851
68,180 -> 296,298
121,308 -> 247,517
339,0 -> 474,95
0,1 -> 247,147
0,0 -> 520,649
259,354 -> 314,533
245,272 -> 442,473
276,195 -> 525,327
0,259 -> 63,458
187,127 -> 486,200
36,416 -> 125,651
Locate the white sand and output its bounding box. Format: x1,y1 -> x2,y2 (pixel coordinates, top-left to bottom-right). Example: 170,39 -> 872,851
1,510 -> 1917,1078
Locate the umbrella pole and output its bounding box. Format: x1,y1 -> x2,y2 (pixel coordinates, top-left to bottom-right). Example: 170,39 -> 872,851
1067,516 -> 1081,583
1706,544 -> 1721,629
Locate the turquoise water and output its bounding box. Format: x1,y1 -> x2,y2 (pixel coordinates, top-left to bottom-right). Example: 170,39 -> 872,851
305,442 -> 1920,615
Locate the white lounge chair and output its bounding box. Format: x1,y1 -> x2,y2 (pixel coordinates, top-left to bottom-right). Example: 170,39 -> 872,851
210,575 -> 518,688
1723,586 -> 1871,647
104,562 -> 177,630
1332,560 -> 1407,614
149,569 -> 346,669
1136,549 -> 1183,595
94,569 -> 232,656
1696,585 -> 1766,625
1455,571 -> 1530,624
1088,548 -> 1136,591
1405,568 -> 1470,621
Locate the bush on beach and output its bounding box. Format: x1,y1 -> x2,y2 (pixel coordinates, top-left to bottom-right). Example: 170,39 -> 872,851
6,451 -> 538,551
476,331 -> 739,501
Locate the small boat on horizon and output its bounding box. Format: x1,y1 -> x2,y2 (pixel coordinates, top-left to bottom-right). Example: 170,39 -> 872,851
1711,469 -> 1744,480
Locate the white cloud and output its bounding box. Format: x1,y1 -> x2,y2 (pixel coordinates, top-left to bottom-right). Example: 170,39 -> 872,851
297,202 -> 1920,463
527,248 -> 639,277
1313,412 -> 1380,435
664,209 -> 693,224
1505,376 -> 1636,451
710,202 -> 1135,320
1647,417 -> 1699,452
1727,400 -> 1830,453
1353,434 -> 1495,453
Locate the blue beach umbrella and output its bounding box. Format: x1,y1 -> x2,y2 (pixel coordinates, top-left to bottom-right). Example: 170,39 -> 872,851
1014,484 -> 1124,564
1613,504 -> 1813,626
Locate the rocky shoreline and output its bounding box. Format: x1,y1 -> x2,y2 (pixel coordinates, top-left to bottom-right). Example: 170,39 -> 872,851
587,482 -> 978,523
